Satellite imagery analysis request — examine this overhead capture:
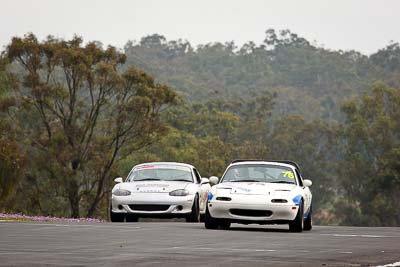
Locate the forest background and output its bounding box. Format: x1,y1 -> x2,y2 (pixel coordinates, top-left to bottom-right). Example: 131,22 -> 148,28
1,29 -> 399,226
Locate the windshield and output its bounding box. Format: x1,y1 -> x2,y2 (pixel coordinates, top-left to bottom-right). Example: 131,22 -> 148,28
221,164 -> 297,184
127,165 -> 193,182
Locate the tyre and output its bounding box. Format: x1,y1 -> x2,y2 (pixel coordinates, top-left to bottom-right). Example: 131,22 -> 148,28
204,206 -> 219,229
303,204 -> 312,231
126,214 -> 139,222
200,213 -> 205,223
219,220 -> 231,230
186,195 -> 200,222
110,207 -> 125,222
289,199 -> 304,232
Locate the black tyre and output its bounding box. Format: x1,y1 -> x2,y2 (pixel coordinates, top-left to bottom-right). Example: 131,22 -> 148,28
219,220 -> 231,230
204,206 -> 219,229
289,200 -> 304,232
186,195 -> 200,222
126,214 -> 139,222
200,213 -> 205,223
303,204 -> 312,231
110,207 -> 125,222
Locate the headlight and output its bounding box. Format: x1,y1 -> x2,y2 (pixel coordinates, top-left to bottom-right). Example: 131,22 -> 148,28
113,189 -> 131,196
169,189 -> 189,196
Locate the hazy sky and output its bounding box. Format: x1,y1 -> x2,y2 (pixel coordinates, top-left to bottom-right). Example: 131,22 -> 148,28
1,0 -> 399,54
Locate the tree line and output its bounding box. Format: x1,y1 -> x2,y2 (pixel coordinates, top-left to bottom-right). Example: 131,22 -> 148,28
1,31 -> 399,226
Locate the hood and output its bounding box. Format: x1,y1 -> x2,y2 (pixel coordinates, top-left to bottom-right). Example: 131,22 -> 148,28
215,182 -> 296,195
117,180 -> 192,193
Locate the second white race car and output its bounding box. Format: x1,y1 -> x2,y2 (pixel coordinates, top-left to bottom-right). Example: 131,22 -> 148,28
110,162 -> 212,222
205,160 -> 313,232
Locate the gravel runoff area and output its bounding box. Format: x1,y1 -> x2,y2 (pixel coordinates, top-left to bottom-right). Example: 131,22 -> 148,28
0,213 -> 104,223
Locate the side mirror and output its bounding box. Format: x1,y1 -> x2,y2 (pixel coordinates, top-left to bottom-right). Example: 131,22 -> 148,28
200,178 -> 210,185
303,179 -> 312,187
209,176 -> 219,185
114,177 -> 123,183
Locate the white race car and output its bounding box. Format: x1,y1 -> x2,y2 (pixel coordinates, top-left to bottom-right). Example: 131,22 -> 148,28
205,160 -> 313,232
110,162 -> 212,222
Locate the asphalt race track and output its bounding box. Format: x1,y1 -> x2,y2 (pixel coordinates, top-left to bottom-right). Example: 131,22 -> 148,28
0,221 -> 399,266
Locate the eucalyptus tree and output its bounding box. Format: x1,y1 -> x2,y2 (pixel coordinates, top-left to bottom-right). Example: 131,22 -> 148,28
3,34 -> 176,217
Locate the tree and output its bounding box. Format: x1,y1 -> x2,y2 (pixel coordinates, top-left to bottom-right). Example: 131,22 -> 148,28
0,59 -> 25,204
266,115 -> 340,222
264,29 -> 311,49
370,42 -> 400,73
3,34 -> 177,217
338,82 -> 400,226
140,34 -> 167,48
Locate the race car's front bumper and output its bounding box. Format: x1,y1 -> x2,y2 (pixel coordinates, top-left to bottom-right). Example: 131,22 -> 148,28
208,197 -> 298,223
111,193 -> 194,218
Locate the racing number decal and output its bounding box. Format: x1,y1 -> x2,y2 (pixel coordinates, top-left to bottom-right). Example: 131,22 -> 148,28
282,171 -> 295,179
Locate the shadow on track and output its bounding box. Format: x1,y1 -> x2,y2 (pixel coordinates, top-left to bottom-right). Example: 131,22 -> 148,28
225,226 -> 290,233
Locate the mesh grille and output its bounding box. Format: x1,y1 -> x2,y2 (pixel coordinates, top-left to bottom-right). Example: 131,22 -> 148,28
230,209 -> 273,217
129,204 -> 170,211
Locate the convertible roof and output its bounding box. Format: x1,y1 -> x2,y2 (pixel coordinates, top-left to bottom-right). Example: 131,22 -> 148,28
230,159 -> 301,171
135,162 -> 195,169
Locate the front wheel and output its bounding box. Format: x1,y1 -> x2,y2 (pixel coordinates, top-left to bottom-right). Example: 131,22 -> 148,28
126,214 -> 139,222
303,204 -> 312,231
204,206 -> 219,229
110,207 -> 125,222
289,200 -> 304,232
219,220 -> 231,230
186,195 -> 200,222
199,213 -> 205,223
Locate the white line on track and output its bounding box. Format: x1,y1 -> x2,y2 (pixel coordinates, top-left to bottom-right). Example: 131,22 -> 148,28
0,252 -> 34,255
320,234 -> 388,238
161,247 -> 359,256
0,247 -> 109,255
163,247 -> 393,255
376,261 -> 400,267
170,247 -> 278,253
231,248 -> 277,252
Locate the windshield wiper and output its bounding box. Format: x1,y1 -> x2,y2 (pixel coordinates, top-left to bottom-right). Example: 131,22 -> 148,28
135,178 -> 161,181
170,179 -> 192,182
231,179 -> 260,182
270,181 -> 295,184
